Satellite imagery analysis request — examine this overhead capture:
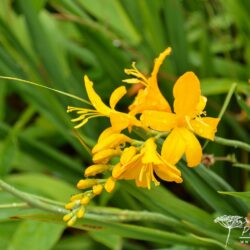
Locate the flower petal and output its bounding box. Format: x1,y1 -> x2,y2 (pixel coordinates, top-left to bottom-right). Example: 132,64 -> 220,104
173,72 -> 201,116
141,111 -> 177,131
161,128 -> 186,165
84,75 -> 111,115
151,47 -> 172,80
109,86 -> 127,110
110,112 -> 141,131
191,117 -> 220,140
154,163 -> 183,183
120,146 -> 137,165
92,133 -> 131,154
180,128 -> 202,167
141,138 -> 162,164
195,96 -> 207,115
97,127 -> 117,142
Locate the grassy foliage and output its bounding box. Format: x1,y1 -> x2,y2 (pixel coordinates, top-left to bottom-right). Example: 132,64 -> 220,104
0,0 -> 249,249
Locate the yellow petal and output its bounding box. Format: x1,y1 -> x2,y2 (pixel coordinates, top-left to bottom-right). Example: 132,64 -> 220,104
191,117 -> 220,140
97,127 -> 117,143
120,146 -> 137,165
112,156 -> 141,179
173,72 -> 201,116
151,47 -> 172,80
92,133 -> 131,154
129,86 -> 171,115
141,138 -> 162,164
84,75 -> 111,115
141,111 -> 177,132
109,86 -> 127,110
110,111 -> 141,131
179,128 -> 202,167
154,163 -> 183,183
161,128 -> 186,165
196,96 -> 207,115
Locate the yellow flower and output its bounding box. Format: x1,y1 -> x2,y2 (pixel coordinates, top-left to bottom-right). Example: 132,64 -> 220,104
112,138 -> 182,189
141,72 -> 220,167
123,47 -> 172,115
67,75 -> 141,132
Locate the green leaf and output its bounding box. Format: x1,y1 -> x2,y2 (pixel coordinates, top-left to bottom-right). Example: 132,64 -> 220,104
219,191 -> 250,204
14,213 -> 225,248
89,230 -> 122,250
6,173 -> 77,202
0,133 -> 18,176
201,79 -> 250,96
7,220 -> 64,250
77,0 -> 141,45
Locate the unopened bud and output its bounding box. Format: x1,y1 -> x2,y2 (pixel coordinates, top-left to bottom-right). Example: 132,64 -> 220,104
104,177 -> 116,193
77,179 -> 98,189
92,184 -> 103,195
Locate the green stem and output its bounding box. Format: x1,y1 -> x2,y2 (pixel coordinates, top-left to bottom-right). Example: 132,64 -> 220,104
0,202 -> 27,208
214,136 -> 250,152
0,179 -> 67,214
0,178 -> 182,227
218,82 -> 237,119
203,82 -> 237,150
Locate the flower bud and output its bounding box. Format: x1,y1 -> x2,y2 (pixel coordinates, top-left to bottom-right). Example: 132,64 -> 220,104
85,164 -> 110,177
76,206 -> 85,218
92,184 -> 103,195
77,179 -> 98,189
63,213 -> 73,222
80,196 -> 90,205
104,177 -> 116,193
65,201 -> 76,210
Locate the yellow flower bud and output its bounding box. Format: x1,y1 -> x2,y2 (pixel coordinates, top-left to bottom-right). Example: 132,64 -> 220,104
104,177 -> 116,193
92,184 -> 103,195
92,148 -> 120,164
67,216 -> 77,227
92,134 -> 131,154
84,164 -> 110,177
65,201 -> 76,210
77,179 -> 98,189
80,196 -> 90,205
70,193 -> 83,201
63,213 -> 73,222
76,206 -> 85,218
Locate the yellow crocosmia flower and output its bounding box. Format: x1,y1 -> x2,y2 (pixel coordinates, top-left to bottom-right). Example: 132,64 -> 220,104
141,72 -> 220,167
123,47 -> 172,115
112,138 -> 182,189
67,75 -> 141,131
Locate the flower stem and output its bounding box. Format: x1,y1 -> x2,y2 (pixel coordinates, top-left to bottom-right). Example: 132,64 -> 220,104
0,202 -> 28,208
225,228 -> 231,248
218,82 -> 237,119
203,82 -> 237,150
0,179 -> 67,214
214,136 -> 250,152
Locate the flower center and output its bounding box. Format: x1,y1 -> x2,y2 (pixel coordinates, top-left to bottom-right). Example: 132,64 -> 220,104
177,116 -> 187,127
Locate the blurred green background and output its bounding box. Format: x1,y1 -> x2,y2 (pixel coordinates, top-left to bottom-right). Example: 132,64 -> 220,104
0,0 -> 249,249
